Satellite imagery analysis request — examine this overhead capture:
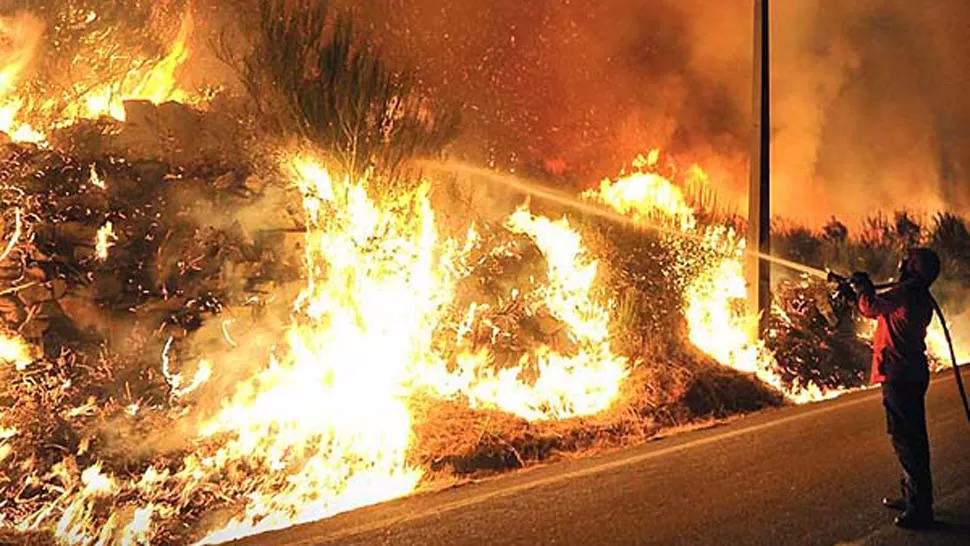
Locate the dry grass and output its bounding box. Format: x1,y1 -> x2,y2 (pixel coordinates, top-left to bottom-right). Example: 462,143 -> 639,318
409,347 -> 781,484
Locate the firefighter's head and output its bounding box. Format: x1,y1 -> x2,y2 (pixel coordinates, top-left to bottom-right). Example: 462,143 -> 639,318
898,247 -> 941,287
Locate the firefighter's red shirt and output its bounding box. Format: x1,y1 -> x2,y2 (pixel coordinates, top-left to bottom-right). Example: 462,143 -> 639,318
857,284 -> 933,384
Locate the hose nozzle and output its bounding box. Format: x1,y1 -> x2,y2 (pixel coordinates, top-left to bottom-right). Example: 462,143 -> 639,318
826,270 -> 848,285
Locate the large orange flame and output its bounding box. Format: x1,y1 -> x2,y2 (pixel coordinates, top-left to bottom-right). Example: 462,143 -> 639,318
3,154 -> 630,543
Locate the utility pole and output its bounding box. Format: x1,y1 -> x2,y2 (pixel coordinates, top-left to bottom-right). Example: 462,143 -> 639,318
747,0 -> 771,340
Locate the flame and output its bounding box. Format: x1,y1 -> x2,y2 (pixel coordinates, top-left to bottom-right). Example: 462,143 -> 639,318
161,338 -> 213,400
1,8 -> 194,143
189,156 -> 630,543
95,221 -> 116,261
0,14 -> 39,98
0,12 -> 46,143
583,152 -> 696,231
427,207 -> 628,420
926,314 -> 970,369
2,151 -> 853,543
585,153 -> 840,404
0,329 -> 34,371
0,208 -> 22,263
195,157 -> 439,542
0,98 -> 45,143
77,10 -> 194,122
0,216 -> 35,372
88,164 -> 105,190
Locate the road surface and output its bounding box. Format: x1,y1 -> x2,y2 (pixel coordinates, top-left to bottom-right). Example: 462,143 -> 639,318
231,371 -> 970,546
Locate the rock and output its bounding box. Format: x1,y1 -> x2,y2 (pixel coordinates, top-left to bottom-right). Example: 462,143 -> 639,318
51,278 -> 68,299
48,118 -> 121,157
0,296 -> 25,326
123,100 -> 158,127
73,246 -> 96,262
19,317 -> 49,339
55,222 -> 96,245
24,267 -> 47,281
213,172 -> 236,190
91,273 -> 123,301
281,232 -> 306,260
58,192 -> 108,212
130,160 -> 170,184
58,295 -> 110,334
242,175 -> 267,195
106,101 -> 244,168
0,265 -> 23,282
16,282 -> 51,307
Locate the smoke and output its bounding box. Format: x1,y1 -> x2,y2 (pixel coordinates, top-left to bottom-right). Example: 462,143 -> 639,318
769,0 -> 961,225
322,0 -> 970,226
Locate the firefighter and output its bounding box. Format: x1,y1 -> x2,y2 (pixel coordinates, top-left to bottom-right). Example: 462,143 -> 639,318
848,247 -> 941,529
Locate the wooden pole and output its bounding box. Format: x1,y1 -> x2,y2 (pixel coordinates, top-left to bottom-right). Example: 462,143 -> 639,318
747,0 -> 771,339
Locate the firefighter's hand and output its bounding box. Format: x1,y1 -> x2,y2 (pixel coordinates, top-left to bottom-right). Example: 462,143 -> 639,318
832,281 -> 857,306
849,271 -> 875,297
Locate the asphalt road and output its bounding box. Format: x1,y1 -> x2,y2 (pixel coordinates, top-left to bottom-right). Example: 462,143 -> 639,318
231,370 -> 970,546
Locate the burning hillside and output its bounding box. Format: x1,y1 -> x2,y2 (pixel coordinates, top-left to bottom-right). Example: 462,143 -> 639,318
0,140 -> 847,543
1,1 -> 948,544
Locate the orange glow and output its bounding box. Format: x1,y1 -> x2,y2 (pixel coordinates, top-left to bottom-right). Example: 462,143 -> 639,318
74,11 -> 194,122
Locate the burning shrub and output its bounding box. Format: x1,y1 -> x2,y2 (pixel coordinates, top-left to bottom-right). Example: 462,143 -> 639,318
773,209 -> 970,368
764,279 -> 870,392
0,133 -> 303,541
219,0 -> 459,183
0,129 -> 908,543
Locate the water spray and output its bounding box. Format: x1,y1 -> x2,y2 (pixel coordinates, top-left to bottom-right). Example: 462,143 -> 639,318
420,159 -> 837,268
421,161 -> 858,277
417,159 -> 699,241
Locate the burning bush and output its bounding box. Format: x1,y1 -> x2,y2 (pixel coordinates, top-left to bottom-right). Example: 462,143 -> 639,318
0,133 -> 829,543
763,279 -> 870,392
216,0 -> 459,183
1,1 -> 196,140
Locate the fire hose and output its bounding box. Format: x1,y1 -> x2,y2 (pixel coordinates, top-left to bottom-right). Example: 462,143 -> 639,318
826,271 -> 970,422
